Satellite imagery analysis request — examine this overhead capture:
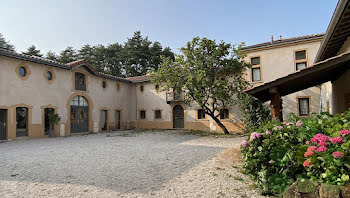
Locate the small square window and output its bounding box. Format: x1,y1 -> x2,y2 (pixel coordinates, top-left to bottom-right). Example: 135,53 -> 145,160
251,57 -> 260,65
155,110 -> 161,119
252,67 -> 261,82
102,81 -> 106,88
197,109 -> 206,119
298,98 -> 310,116
296,62 -> 307,71
140,110 -> 146,119
220,109 -> 229,119
295,50 -> 306,60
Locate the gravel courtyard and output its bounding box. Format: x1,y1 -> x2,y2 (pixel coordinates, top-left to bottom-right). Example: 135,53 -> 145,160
0,130 -> 263,198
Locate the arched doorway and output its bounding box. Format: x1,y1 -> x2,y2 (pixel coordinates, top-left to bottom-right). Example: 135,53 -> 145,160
173,105 -> 184,128
70,95 -> 89,133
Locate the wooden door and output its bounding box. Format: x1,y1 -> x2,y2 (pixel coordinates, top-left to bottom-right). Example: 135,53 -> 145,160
173,105 -> 184,128
70,96 -> 89,133
0,109 -> 7,140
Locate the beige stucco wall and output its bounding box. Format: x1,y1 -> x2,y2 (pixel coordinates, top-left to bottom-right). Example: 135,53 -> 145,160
0,56 -> 135,140
134,82 -> 243,133
244,40 -> 322,118
332,68 -> 350,113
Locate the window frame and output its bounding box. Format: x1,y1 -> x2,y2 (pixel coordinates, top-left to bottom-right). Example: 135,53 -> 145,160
219,108 -> 230,120
297,96 -> 311,117
15,63 -> 31,80
74,72 -> 87,91
43,68 -> 56,84
250,56 -> 262,83
139,110 -> 146,119
154,110 -> 162,119
294,49 -> 308,71
197,109 -> 206,120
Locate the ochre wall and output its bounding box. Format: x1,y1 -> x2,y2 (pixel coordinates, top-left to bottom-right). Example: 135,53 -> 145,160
0,57 -> 136,140
245,40 -> 322,118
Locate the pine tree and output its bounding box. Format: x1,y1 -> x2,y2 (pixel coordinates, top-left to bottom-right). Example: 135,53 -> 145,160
59,46 -> 77,63
0,33 -> 15,51
46,51 -> 58,61
23,45 -> 43,57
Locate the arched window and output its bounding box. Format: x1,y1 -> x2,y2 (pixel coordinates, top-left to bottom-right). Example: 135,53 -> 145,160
70,96 -> 88,106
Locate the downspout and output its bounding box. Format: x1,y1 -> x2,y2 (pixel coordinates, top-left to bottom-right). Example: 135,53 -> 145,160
135,83 -> 138,129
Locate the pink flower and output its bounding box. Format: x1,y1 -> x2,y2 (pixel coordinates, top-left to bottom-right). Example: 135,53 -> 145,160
306,141 -> 310,145
307,146 -> 317,152
268,160 -> 274,164
316,146 -> 328,152
340,129 -> 350,136
244,109 -> 248,113
303,160 -> 311,167
330,137 -> 343,144
304,151 -> 314,157
278,126 -> 283,131
250,132 -> 261,141
311,133 -> 330,143
283,121 -> 288,125
296,120 -> 304,127
318,142 -> 328,147
241,140 -> 249,148
332,151 -> 344,158
265,130 -> 271,135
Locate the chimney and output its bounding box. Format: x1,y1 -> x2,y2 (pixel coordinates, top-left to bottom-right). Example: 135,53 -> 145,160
270,35 -> 274,43
279,35 -> 282,40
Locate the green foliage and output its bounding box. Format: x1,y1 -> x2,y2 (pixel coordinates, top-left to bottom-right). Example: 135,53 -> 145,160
45,51 -> 59,61
151,37 -> 249,134
241,109 -> 350,195
59,46 -> 77,63
236,92 -> 271,133
0,33 -> 15,51
23,45 -> 43,57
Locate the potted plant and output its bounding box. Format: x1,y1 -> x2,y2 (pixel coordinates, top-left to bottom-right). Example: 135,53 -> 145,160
48,113 -> 60,137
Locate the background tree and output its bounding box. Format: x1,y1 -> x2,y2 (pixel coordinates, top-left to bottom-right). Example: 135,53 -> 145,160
122,31 -> 152,77
45,51 -> 59,61
104,43 -> 123,76
151,37 -> 250,134
59,46 -> 77,63
0,33 -> 15,51
23,45 -> 43,57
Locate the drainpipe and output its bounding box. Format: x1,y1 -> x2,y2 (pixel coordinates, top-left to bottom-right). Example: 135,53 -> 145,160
135,83 -> 138,129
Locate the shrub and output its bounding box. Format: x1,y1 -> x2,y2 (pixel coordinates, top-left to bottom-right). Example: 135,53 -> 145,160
241,109 -> 350,195
303,131 -> 350,185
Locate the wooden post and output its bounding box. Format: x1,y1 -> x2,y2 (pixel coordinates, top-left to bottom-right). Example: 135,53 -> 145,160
269,88 -> 283,121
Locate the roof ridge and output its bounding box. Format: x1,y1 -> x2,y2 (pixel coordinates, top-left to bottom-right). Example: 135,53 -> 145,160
243,33 -> 325,50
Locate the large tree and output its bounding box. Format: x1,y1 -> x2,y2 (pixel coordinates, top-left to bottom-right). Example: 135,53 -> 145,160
151,37 -> 249,134
23,45 -> 43,57
0,33 -> 15,51
45,51 -> 59,61
59,46 -> 77,63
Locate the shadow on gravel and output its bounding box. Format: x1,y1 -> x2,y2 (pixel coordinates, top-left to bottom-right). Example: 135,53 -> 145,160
0,130 -> 227,193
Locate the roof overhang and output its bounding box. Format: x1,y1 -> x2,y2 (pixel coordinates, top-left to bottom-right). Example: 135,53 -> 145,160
245,52 -> 350,102
315,0 -> 350,62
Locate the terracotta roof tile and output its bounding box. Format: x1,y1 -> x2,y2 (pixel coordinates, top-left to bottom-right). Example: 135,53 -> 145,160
125,75 -> 150,83
243,33 -> 325,51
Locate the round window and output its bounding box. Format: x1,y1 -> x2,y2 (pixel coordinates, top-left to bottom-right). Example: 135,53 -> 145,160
46,71 -> 52,80
19,67 -> 26,77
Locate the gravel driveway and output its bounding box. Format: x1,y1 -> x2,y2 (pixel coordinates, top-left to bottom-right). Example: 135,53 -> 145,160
0,130 -> 263,198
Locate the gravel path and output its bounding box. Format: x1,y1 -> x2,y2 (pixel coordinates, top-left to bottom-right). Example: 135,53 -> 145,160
0,130 -> 264,198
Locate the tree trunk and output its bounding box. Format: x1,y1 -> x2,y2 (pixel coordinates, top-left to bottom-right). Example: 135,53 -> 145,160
210,114 -> 230,135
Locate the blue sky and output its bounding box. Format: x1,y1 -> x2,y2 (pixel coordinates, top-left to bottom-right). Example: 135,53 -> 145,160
1,0 -> 338,55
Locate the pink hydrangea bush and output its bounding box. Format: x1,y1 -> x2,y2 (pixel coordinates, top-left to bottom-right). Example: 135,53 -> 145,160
303,130 -> 350,185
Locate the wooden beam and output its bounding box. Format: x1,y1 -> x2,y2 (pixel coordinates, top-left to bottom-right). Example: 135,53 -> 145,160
269,88 -> 283,121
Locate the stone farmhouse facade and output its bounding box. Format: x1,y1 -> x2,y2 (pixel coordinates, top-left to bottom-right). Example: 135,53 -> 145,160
2,0 -> 349,141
